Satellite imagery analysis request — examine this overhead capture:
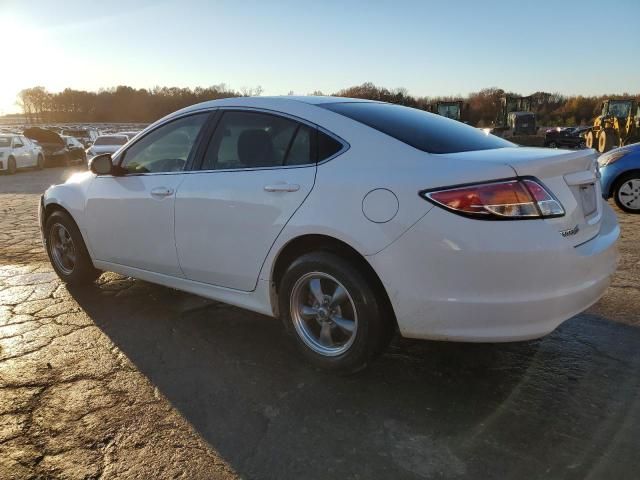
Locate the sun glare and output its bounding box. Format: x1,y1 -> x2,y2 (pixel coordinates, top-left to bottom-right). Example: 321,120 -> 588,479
0,16 -> 59,115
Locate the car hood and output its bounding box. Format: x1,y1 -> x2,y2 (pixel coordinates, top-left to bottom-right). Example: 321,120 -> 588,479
24,127 -> 64,147
608,142 -> 640,156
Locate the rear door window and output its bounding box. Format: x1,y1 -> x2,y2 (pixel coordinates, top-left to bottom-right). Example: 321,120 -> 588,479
201,111 -> 315,170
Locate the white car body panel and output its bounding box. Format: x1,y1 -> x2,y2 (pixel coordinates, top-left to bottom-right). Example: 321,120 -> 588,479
175,165 -> 316,291
85,174 -> 186,277
41,96 -> 620,342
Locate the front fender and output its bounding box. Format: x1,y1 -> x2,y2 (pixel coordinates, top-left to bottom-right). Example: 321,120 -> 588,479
42,172 -> 95,250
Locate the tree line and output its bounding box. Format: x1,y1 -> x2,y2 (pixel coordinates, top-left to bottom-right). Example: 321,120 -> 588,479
15,82 -> 639,127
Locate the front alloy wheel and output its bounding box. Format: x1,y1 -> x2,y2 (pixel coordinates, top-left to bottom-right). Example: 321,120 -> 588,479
49,223 -> 76,275
45,210 -> 100,284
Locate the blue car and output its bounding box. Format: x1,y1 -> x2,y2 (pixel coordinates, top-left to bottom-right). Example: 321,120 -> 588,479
599,142 -> 640,213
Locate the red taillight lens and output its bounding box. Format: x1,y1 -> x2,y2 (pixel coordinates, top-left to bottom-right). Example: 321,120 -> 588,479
423,179 -> 564,220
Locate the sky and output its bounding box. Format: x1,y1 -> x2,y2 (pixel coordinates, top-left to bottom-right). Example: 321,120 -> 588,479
1,0 -> 639,114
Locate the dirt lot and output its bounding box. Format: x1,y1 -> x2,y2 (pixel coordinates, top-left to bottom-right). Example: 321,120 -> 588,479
0,167 -> 639,479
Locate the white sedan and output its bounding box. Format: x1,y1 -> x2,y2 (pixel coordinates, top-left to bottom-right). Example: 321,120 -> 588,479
85,134 -> 129,160
39,96 -> 619,372
0,134 -> 45,173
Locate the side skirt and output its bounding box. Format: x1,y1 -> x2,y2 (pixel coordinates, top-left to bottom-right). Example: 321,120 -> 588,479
93,260 -> 275,317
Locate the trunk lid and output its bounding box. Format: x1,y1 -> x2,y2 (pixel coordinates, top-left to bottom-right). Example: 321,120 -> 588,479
24,127 -> 65,147
443,147 -> 602,246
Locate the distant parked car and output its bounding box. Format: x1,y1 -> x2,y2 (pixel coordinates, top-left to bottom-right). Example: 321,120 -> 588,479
544,127 -> 589,149
24,127 -> 80,167
118,131 -> 141,140
61,136 -> 87,163
60,128 -> 99,148
86,135 -> 129,159
0,134 -> 45,173
599,142 -> 640,213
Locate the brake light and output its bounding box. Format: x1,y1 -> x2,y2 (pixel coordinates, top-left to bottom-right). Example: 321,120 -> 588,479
422,179 -> 564,220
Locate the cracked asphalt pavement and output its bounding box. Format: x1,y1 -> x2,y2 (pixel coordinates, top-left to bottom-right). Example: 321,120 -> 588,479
0,167 -> 639,479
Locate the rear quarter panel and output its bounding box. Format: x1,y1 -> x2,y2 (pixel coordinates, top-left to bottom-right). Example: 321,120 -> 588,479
258,104 -> 517,282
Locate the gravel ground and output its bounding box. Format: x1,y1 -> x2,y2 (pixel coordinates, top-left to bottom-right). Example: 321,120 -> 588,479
0,167 -> 639,480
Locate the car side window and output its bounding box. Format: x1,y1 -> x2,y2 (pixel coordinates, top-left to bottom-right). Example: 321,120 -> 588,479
120,113 -> 209,174
13,137 -> 23,148
317,131 -> 344,161
201,111 -> 315,170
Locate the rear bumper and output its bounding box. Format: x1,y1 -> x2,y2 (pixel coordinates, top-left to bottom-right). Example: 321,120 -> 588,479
368,201 -> 620,342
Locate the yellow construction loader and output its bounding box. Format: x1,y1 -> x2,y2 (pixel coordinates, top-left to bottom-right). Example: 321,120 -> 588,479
585,99 -> 639,153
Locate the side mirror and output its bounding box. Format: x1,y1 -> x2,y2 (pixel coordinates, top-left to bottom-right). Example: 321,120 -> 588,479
89,154 -> 113,175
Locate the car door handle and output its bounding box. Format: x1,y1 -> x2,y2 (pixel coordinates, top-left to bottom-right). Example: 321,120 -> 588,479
150,187 -> 174,197
264,183 -> 300,193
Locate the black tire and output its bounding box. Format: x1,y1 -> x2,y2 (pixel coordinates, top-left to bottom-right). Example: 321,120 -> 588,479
585,131 -> 594,149
44,210 -> 100,284
278,251 -> 394,373
7,157 -> 16,175
36,154 -> 45,170
613,172 -> 640,214
598,129 -> 616,153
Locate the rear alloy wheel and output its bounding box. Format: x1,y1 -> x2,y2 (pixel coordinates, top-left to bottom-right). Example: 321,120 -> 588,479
45,210 -> 100,284
613,173 -> 640,214
548,141 -> 557,148
7,157 -> 16,174
279,252 -> 394,373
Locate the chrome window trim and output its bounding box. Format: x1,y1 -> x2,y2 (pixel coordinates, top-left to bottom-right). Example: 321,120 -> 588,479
106,105 -> 350,178
198,106 -> 351,172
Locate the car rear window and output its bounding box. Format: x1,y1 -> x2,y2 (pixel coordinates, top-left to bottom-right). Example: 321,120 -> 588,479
319,102 -> 513,154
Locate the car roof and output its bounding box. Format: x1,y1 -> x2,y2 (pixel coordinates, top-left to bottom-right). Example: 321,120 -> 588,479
179,95 -> 377,114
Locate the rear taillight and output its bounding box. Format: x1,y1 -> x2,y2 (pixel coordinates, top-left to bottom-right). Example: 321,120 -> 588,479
421,179 -> 564,220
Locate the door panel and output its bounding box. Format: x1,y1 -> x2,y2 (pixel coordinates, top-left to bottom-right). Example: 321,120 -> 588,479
84,112 -> 210,276
85,174 -> 185,276
175,166 -> 315,291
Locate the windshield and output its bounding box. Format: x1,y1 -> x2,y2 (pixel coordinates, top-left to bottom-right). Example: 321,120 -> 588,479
321,102 -> 513,154
94,136 -> 127,146
437,104 -> 460,119
0,137 -> 11,147
608,101 -> 632,117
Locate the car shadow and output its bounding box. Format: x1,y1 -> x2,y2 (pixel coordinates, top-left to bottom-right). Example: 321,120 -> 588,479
69,278 -> 640,479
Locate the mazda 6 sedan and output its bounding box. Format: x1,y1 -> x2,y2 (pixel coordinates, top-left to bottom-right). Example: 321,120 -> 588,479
39,96 -> 620,372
